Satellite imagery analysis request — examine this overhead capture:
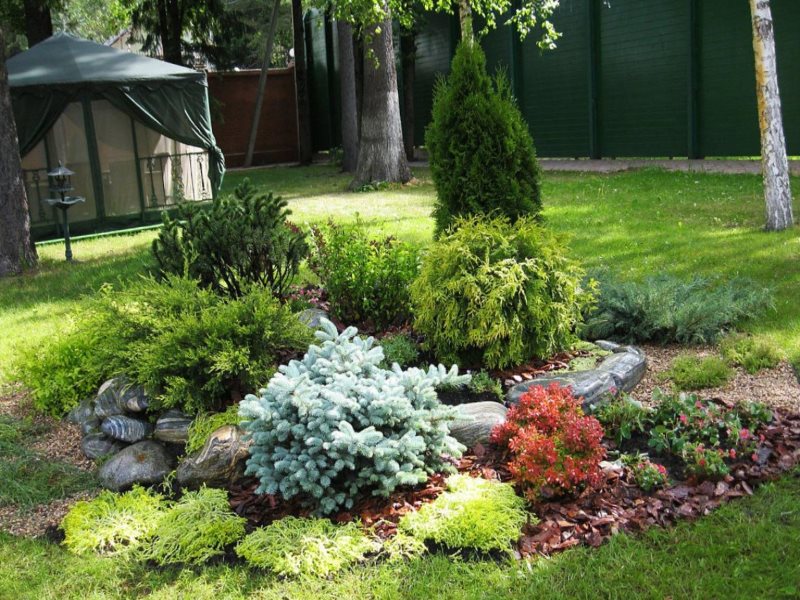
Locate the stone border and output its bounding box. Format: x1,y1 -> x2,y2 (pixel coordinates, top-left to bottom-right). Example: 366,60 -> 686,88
506,341 -> 647,411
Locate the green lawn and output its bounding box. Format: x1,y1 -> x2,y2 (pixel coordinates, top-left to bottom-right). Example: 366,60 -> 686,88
1,164 -> 800,598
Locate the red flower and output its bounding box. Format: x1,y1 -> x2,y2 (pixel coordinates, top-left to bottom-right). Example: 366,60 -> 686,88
679,414 -> 688,425
729,449 -> 737,459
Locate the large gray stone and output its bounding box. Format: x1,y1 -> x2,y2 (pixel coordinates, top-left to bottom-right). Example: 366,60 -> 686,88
81,432 -> 126,460
66,398 -> 95,425
596,346 -> 646,392
449,402 -> 508,449
117,384 -> 149,412
101,415 -> 153,443
98,441 -> 175,491
176,425 -> 250,489
93,378 -> 126,418
154,409 -> 192,444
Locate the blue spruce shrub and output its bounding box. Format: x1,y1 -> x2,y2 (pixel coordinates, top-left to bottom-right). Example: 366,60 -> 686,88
239,319 -> 470,515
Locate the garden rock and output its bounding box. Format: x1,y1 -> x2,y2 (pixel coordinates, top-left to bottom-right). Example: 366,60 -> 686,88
98,440 -> 175,491
297,308 -> 329,329
81,432 -> 126,460
100,415 -> 153,443
176,425 -> 250,489
449,402 -> 507,449
93,378 -> 126,418
507,344 -> 646,411
80,415 -> 101,435
118,384 -> 149,412
66,398 -> 94,426
154,409 -> 192,444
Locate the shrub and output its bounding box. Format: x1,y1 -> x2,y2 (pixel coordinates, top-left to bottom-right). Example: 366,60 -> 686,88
660,355 -> 733,391
61,487 -> 167,556
491,383 -> 606,500
139,487 -> 246,566
720,334 -> 782,374
240,319 -> 470,515
426,42 -> 541,236
309,221 -> 419,330
379,333 -> 421,369
583,272 -> 772,345
621,454 -> 668,492
411,216 -> 594,369
185,404 -> 242,455
235,517 -> 378,577
594,395 -> 651,446
152,178 -> 308,299
398,474 -> 529,555
467,371 -> 504,402
682,443 -> 730,480
18,276 -> 312,416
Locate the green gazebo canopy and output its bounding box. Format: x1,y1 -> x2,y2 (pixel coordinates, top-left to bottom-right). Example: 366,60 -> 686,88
8,33 -> 224,194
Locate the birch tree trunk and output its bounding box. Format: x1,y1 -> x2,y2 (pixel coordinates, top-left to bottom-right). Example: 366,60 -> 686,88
458,0 -> 473,43
750,0 -> 794,231
0,28 -> 37,276
337,20 -> 359,172
351,14 -> 411,188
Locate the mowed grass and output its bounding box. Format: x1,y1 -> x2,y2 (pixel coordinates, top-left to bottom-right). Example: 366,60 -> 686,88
1,472 -> 799,599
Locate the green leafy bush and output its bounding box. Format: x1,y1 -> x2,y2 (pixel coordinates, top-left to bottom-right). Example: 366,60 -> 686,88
61,487 -> 167,556
411,216 -> 595,369
153,178 -> 308,299
595,395 -> 651,446
18,277 -> 312,416
240,319 -> 469,515
398,475 -> 529,555
467,371 -> 504,401
379,333 -> 421,368
235,517 -> 378,577
620,454 -> 668,492
309,221 -> 419,330
426,42 -> 542,236
583,273 -> 772,345
185,404 -> 242,455
660,355 -> 733,391
720,334 -> 782,374
138,487 -> 246,566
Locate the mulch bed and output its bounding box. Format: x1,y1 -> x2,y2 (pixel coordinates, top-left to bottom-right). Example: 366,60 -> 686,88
229,408 -> 800,558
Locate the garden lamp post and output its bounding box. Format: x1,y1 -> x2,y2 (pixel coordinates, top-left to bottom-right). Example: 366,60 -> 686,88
46,163 -> 85,262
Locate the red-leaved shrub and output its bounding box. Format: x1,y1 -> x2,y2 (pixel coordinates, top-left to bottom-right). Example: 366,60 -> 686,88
491,383 -> 606,500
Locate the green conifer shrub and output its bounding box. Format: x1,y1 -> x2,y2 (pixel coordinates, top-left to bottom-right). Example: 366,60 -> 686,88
152,178 -> 308,299
397,474 -> 529,555
426,42 -> 542,236
583,272 -> 772,345
410,216 -> 595,369
185,404 -> 242,455
18,277 -> 312,416
240,319 -> 470,515
309,221 -> 419,329
719,334 -> 782,374
61,486 -> 167,556
138,487 -> 246,566
235,517 -> 378,577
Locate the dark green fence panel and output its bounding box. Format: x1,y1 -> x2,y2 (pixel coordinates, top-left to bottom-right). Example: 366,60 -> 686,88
519,0 -> 591,157
412,12 -> 458,144
305,1 -> 800,158
597,0 -> 689,157
305,9 -> 334,152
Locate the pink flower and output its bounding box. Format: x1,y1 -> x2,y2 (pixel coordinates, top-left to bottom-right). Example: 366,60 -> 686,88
679,414 -> 688,425
740,428 -> 750,440
729,449 -> 737,459
751,453 -> 758,462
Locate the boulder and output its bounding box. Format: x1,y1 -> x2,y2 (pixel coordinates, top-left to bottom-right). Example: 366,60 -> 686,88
80,416 -> 101,435
507,344 -> 646,412
100,415 -> 153,443
297,308 -> 329,329
98,440 -> 175,491
81,432 -> 126,460
449,402 -> 508,449
154,409 -> 192,444
118,384 -> 149,412
176,425 -> 250,489
66,398 -> 95,425
93,378 -> 126,418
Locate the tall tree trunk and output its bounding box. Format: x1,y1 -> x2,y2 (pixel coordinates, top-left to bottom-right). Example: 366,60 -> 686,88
244,0 -> 282,168
22,0 -> 52,47
337,20 -> 359,172
458,0 -> 473,43
353,35 -> 364,140
351,15 -> 411,188
159,0 -> 183,65
291,0 -> 312,164
750,0 -> 794,231
0,28 -> 37,276
400,29 -> 416,161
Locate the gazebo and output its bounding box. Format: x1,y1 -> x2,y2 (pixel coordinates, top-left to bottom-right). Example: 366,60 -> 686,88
8,33 -> 225,238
